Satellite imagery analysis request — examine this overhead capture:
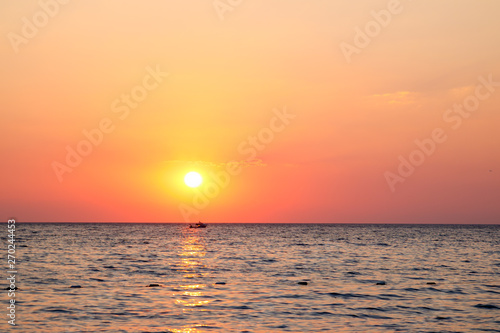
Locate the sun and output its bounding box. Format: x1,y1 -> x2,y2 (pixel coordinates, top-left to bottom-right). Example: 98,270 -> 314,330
184,171 -> 203,188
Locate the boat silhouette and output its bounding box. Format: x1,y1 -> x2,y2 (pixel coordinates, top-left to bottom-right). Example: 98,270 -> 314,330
189,221 -> 207,228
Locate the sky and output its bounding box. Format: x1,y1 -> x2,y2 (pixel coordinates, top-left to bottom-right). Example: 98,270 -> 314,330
1,0 -> 499,223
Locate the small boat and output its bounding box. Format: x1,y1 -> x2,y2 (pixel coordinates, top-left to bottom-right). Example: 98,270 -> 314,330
189,221 -> 207,228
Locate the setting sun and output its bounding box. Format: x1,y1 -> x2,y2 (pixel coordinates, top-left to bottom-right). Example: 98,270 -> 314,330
184,171 -> 203,188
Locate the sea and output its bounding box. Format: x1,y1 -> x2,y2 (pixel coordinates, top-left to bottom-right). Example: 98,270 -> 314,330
3,223 -> 500,332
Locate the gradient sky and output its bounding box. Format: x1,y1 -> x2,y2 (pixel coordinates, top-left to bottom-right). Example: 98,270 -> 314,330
1,0 -> 499,223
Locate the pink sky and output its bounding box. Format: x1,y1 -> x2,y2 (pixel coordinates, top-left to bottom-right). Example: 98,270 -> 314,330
1,0 -> 499,223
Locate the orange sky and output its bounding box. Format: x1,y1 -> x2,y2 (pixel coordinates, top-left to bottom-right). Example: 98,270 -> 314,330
1,0 -> 499,223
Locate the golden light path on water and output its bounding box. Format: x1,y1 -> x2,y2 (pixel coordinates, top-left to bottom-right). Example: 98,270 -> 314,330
171,227 -> 211,332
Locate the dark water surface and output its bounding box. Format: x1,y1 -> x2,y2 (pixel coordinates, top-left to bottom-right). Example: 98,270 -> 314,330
4,223 -> 500,332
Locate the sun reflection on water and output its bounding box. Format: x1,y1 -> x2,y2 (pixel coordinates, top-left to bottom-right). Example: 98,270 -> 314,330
168,328 -> 202,333
171,227 -> 212,330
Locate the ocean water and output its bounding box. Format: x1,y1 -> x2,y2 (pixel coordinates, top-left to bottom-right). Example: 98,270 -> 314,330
4,223 -> 500,332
